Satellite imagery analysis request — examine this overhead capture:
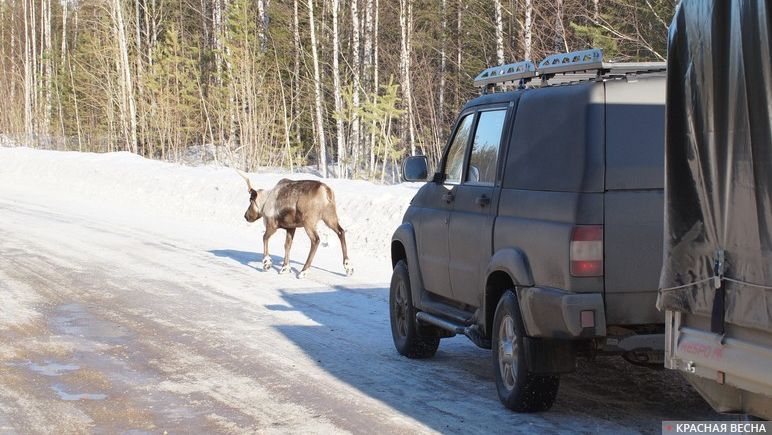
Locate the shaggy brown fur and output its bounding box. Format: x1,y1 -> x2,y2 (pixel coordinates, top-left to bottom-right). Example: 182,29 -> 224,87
242,177 -> 352,278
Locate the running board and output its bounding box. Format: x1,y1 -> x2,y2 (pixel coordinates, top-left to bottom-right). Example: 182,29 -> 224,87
416,312 -> 492,349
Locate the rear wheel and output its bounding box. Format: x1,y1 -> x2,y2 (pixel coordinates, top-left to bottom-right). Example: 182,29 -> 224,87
492,290 -> 559,412
389,260 -> 440,359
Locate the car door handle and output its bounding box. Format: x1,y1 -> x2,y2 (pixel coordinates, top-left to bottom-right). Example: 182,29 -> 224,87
442,192 -> 455,203
475,194 -> 491,207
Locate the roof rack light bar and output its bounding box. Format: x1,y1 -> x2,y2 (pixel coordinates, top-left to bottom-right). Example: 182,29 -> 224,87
473,60 -> 536,88
474,48 -> 667,90
537,48 -> 603,75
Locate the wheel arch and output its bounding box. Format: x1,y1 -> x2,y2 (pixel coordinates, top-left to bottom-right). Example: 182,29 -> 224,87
482,248 -> 534,337
391,223 -> 425,307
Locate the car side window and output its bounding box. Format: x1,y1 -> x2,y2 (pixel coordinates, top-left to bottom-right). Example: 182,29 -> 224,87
466,110 -> 506,185
443,114 -> 474,184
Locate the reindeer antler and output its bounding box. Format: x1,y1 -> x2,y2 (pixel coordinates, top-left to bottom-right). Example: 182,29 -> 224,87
234,169 -> 254,192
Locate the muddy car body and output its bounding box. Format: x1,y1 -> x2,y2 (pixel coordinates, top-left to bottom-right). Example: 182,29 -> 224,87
389,49 -> 668,411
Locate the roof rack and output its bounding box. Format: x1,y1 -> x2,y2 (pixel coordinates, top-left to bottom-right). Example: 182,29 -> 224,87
473,60 -> 536,88
537,48 -> 603,74
474,48 -> 666,90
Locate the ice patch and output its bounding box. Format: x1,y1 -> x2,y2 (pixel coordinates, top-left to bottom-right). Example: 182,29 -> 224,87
51,384 -> 107,401
8,360 -> 80,376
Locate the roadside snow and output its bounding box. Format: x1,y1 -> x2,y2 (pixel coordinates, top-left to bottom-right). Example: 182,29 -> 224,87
0,147 -> 418,258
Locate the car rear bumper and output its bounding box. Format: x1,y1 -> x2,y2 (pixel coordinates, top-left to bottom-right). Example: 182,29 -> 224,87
517,287 -> 606,339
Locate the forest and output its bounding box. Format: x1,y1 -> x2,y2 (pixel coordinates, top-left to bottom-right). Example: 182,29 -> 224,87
0,0 -> 675,180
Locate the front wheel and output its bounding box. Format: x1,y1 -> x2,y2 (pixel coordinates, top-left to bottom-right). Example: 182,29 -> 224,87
492,290 -> 559,412
389,260 -> 439,359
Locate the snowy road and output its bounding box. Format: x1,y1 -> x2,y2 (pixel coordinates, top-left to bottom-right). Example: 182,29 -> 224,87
0,150 -> 720,434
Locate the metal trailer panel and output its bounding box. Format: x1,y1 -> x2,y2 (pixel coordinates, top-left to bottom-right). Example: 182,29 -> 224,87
665,311 -> 772,418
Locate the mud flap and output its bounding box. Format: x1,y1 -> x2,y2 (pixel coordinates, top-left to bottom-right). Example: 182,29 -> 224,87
523,337 -> 576,374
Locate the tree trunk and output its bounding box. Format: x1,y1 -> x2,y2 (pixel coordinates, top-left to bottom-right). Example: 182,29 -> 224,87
369,0 -> 379,177
43,0 -> 52,143
257,0 -> 267,52
555,0 -> 567,52
399,0 -> 415,156
363,0 -> 373,175
60,2 -> 67,65
455,0 -> 462,111
439,0 -> 446,128
307,0 -> 327,177
494,0 -> 504,65
30,0 -> 38,139
135,0 -> 145,152
363,0 -> 373,92
212,0 -> 223,75
292,0 -> 302,146
56,0 -> 68,143
111,0 -> 139,153
524,0 -> 533,60
23,0 -> 34,143
350,0 -> 361,178
407,0 -> 415,156
509,0 -> 518,58
331,0 -> 345,177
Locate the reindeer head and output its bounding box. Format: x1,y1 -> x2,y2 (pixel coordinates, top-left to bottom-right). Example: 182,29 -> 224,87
237,171 -> 264,222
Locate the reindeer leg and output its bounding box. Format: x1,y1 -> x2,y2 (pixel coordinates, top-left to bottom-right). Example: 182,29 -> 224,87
323,212 -> 353,276
297,226 -> 320,279
280,228 -> 295,274
339,227 -> 353,276
262,225 -> 278,271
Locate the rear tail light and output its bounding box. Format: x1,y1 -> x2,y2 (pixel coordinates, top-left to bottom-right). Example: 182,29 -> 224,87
570,225 -> 603,277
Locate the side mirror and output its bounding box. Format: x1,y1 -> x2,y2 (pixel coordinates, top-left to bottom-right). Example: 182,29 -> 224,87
402,155 -> 429,182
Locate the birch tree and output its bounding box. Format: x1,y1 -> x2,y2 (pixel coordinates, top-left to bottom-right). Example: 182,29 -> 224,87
42,0 -> 52,141
350,0 -> 361,177
438,0 -> 446,125
523,0 -> 533,60
369,0 -> 380,176
494,0 -> 504,65
331,0 -> 345,177
307,0 -> 327,177
110,0 -> 138,152
292,0 -> 301,145
399,0 -> 415,156
23,0 -> 35,142
554,0 -> 567,52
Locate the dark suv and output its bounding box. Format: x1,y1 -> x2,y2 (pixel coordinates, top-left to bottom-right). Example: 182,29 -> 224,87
389,49 -> 667,411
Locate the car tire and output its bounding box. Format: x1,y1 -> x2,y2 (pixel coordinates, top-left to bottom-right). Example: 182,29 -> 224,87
390,260 -> 440,359
492,290 -> 559,412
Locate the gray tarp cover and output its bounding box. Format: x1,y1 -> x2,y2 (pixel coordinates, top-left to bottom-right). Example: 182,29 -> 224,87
658,0 -> 772,333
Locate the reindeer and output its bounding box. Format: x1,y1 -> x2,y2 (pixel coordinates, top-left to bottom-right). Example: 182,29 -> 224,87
238,172 -> 353,278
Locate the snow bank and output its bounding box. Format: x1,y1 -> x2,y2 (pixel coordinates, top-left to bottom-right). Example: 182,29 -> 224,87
0,147 -> 419,257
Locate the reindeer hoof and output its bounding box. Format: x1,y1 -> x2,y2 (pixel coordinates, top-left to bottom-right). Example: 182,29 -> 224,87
297,270 -> 308,279
344,260 -> 354,276
279,265 -> 291,275
262,258 -> 272,271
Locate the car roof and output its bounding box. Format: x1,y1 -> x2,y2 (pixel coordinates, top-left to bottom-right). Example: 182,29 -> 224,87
461,90 -> 521,111
463,72 -> 667,112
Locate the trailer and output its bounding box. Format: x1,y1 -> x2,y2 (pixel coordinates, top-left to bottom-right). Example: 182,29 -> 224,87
660,0 -> 772,419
